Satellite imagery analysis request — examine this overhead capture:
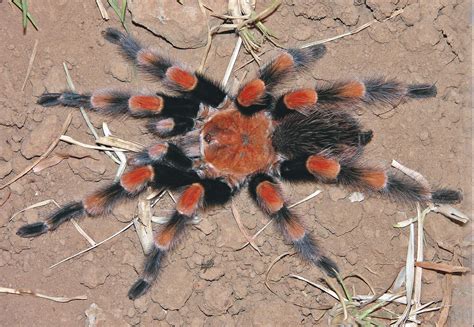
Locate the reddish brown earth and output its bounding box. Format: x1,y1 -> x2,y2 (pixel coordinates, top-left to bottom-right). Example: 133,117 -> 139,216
0,0 -> 471,326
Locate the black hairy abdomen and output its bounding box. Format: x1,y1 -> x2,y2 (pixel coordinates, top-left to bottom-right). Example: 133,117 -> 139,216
271,109 -> 364,159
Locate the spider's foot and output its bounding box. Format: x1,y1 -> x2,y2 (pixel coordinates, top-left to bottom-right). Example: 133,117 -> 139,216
16,222 -> 48,238
316,256 -> 339,278
407,84 -> 437,98
128,278 -> 151,300
432,189 -> 462,204
37,93 -> 62,106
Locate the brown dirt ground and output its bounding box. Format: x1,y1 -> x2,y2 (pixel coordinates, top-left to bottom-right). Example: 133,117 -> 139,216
0,0 -> 471,326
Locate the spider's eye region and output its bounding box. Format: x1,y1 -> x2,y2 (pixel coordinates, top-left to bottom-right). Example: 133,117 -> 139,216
204,133 -> 212,143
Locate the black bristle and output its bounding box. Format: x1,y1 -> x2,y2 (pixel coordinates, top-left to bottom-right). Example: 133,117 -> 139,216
431,189 -> 462,204
151,164 -> 200,189
200,178 -> 233,206
363,78 -> 405,105
103,28 -> 142,63
128,279 -> 151,300
407,84 -> 437,98
147,117 -> 195,138
317,256 -> 339,278
37,93 -> 62,106
47,201 -> 85,230
17,222 -> 48,238
103,28 -> 124,44
192,73 -> 227,108
279,158 -> 316,182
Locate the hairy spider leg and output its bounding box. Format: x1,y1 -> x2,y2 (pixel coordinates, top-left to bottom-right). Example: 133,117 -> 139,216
38,91 -> 201,118
128,178 -> 233,299
235,45 -> 326,115
279,154 -> 462,204
271,78 -> 437,120
103,28 -> 227,108
248,173 -> 338,277
315,78 -> 437,108
16,145 -> 201,238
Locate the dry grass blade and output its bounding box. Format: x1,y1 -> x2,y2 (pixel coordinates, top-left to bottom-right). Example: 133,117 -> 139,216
102,123 -> 127,180
0,286 -> 86,303
10,199 -> 60,222
324,277 -> 349,321
96,136 -> 144,152
353,293 -> 407,305
63,63 -> 119,163
50,221 -> 134,269
0,113 -> 72,190
222,36 -> 242,87
264,252 -> 294,293
71,219 -> 96,246
409,204 -> 425,325
289,274 -> 339,300
394,222 -> 416,326
59,135 -> 127,152
21,39 -> 38,91
392,160 -> 430,190
288,189 -> 321,209
436,274 -> 452,327
237,219 -> 273,250
134,191 -> 154,255
431,204 -> 470,224
231,201 -> 261,255
415,261 -> 470,274
95,0 -> 110,20
301,9 -> 403,48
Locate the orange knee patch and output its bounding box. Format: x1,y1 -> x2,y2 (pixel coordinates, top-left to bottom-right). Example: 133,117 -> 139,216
120,166 -> 154,193
306,155 -> 341,179
91,94 -> 114,109
177,183 -> 204,216
152,118 -> 175,134
256,181 -> 284,213
166,67 -> 197,91
129,96 -> 163,113
283,89 -> 318,109
155,225 -> 176,249
137,50 -> 159,65
339,81 -> 365,98
285,217 -> 306,240
237,79 -> 266,107
361,170 -> 387,190
148,143 -> 168,159
272,52 -> 294,73
83,193 -> 107,216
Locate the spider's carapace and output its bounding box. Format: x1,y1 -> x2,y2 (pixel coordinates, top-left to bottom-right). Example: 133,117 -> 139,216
201,108 -> 275,178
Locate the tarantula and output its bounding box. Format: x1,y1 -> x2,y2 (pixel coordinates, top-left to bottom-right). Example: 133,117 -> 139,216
17,28 -> 462,300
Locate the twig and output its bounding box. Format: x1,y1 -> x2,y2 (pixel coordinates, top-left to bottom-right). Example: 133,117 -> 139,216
71,219 -> 96,246
59,135 -> 127,152
222,37 -> 242,87
49,221 -> 134,269
0,113 -> 72,190
95,0 -> 110,20
10,199 -> 60,222
0,286 -> 86,303
231,201 -> 261,254
437,274 -> 452,326
415,261 -> 470,274
21,39 -> 38,91
264,252 -> 294,293
301,9 -> 403,48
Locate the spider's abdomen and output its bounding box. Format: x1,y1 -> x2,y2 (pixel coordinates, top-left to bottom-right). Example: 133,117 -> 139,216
201,108 -> 275,177
272,109 -> 371,159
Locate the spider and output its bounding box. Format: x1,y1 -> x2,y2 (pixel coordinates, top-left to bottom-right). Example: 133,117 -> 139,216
17,28 -> 462,300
